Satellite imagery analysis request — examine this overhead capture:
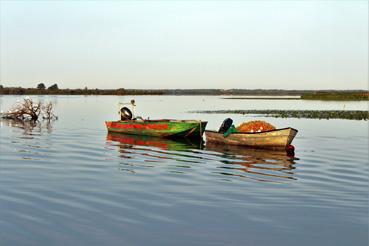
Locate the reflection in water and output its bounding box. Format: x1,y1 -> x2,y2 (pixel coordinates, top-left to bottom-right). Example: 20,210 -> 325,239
1,96 -> 367,246
0,119 -> 56,161
107,132 -> 297,182
205,142 -> 297,182
106,133 -> 205,174
0,118 -> 54,135
107,132 -> 203,151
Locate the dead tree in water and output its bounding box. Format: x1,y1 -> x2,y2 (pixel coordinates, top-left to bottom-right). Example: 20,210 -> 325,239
1,98 -> 57,121
42,102 -> 57,120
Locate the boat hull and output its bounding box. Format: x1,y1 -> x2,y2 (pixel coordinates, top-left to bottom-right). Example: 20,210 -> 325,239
205,127 -> 298,149
106,120 -> 207,138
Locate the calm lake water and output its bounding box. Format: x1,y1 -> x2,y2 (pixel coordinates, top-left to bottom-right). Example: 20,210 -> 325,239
0,95 -> 368,246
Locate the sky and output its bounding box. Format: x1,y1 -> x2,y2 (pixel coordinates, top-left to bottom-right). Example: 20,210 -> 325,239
0,0 -> 368,90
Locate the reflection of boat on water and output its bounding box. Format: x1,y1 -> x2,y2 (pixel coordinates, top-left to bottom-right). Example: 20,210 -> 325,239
205,142 -> 295,159
106,133 -> 297,182
205,142 -> 297,182
107,132 -> 203,151
106,132 -> 204,173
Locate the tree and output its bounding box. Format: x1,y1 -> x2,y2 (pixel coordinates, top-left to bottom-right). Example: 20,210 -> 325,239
48,84 -> 59,90
1,98 -> 41,121
1,98 -> 57,121
37,83 -> 46,90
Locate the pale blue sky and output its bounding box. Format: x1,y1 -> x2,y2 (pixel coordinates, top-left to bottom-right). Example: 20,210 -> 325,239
0,1 -> 368,89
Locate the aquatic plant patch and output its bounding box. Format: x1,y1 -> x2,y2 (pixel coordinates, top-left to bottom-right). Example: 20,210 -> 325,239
191,110 -> 369,121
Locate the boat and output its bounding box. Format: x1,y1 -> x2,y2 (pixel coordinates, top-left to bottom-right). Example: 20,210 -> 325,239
205,127 -> 298,149
106,119 -> 207,139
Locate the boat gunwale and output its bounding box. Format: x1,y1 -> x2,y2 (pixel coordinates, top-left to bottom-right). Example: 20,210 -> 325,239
106,119 -> 208,124
205,127 -> 298,135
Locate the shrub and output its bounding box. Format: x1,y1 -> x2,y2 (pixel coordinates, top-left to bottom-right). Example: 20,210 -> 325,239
37,83 -> 46,90
48,84 -> 59,90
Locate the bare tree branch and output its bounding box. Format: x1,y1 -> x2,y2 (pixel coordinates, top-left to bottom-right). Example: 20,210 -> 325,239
1,98 -> 57,121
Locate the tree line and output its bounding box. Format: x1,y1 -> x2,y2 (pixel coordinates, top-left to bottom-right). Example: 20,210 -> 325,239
0,84 -> 368,98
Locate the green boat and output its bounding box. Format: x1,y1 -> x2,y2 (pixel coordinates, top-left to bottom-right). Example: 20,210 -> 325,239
105,119 -> 207,139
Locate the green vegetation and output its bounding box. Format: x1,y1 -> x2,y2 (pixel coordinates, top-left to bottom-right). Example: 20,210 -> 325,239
48,84 -> 59,90
191,109 -> 369,121
0,85 -> 368,99
0,86 -> 164,95
301,92 -> 369,101
222,97 -> 300,100
37,83 -> 46,90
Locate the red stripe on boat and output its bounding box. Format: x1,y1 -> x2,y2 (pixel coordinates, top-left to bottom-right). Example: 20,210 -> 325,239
106,122 -> 113,128
110,122 -> 169,130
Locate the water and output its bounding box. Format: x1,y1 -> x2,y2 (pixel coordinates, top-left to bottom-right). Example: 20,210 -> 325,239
0,95 -> 368,246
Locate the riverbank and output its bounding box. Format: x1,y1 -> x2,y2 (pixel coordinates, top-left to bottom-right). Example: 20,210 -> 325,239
0,87 -> 367,100
191,109 -> 369,120
222,92 -> 369,101
301,92 -> 368,101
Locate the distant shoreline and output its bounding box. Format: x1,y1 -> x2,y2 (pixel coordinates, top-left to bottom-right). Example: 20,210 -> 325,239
191,109 -> 369,120
0,87 -> 368,100
222,96 -> 301,100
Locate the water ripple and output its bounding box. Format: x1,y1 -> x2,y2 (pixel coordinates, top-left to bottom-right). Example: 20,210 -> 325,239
0,99 -> 368,246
